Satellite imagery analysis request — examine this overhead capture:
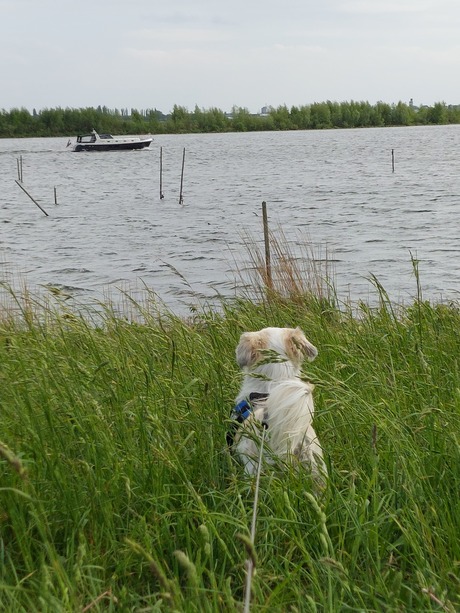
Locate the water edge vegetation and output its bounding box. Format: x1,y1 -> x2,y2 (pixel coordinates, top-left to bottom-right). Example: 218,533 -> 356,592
1,99 -> 460,138
1,234 -> 460,611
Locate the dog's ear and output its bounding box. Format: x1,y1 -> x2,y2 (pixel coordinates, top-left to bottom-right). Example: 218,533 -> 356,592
286,327 -> 318,363
236,332 -> 264,368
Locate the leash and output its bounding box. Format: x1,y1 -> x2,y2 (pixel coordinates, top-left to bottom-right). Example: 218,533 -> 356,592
227,394 -> 269,611
243,422 -> 267,613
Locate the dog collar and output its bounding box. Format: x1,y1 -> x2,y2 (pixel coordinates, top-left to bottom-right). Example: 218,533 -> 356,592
226,393 -> 269,448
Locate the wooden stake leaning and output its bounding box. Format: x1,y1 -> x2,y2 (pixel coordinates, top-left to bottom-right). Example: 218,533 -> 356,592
179,148 -> 185,204
15,180 -> 49,216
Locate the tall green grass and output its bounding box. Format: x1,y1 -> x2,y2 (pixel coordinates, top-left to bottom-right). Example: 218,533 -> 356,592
1,247 -> 460,612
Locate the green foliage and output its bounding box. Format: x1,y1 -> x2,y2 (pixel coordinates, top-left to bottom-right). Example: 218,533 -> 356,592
310,102 -> 333,129
1,276 -> 460,610
2,99 -> 460,138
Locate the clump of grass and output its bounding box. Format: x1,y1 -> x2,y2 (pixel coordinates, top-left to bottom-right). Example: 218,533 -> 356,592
235,225 -> 336,308
1,240 -> 460,611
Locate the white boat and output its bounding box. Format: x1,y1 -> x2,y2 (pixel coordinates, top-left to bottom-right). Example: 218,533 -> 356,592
70,130 -> 153,152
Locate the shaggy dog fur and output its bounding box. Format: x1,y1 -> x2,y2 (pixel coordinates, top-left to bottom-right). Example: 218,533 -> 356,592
230,326 -> 327,479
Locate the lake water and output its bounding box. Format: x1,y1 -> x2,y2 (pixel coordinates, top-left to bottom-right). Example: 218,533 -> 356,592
1,125 -> 460,314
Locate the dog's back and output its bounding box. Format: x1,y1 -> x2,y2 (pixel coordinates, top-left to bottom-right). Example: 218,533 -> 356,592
264,379 -> 325,476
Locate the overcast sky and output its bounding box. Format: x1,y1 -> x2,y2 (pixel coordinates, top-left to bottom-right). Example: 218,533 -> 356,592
1,0 -> 459,114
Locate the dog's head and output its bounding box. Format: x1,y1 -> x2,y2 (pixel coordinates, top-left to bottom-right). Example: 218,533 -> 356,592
236,326 -> 317,370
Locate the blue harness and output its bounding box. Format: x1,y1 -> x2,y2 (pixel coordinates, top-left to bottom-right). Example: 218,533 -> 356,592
226,393 -> 268,448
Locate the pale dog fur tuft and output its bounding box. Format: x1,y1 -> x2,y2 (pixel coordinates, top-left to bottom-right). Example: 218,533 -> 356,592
233,327 -> 327,479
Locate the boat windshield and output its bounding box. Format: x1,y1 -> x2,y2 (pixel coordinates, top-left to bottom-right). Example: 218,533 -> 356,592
77,134 -> 97,143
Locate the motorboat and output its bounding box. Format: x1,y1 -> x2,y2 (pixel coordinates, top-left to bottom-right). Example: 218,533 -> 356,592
70,130 -> 153,152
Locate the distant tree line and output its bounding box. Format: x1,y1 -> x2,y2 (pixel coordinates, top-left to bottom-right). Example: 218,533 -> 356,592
1,100 -> 459,138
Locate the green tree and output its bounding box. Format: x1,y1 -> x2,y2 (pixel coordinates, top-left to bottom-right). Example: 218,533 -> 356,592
230,106 -> 252,131
310,102 -> 332,129
375,101 -> 393,126
326,101 -> 343,127
8,107 -> 34,136
270,105 -> 291,130
426,102 -> 448,124
168,105 -> 193,133
391,101 -> 415,126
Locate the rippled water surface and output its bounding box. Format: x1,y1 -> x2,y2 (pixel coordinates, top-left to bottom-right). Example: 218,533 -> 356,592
1,125 -> 460,313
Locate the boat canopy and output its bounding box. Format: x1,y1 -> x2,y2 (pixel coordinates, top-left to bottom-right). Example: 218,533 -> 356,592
76,130 -> 115,143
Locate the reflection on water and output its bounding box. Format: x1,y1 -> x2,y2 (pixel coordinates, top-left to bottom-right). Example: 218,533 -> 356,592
1,125 -> 460,314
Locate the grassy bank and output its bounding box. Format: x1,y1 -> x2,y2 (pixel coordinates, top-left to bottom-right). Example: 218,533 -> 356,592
1,266 -> 460,611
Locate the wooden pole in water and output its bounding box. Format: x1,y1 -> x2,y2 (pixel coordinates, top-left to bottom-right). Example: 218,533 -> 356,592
20,155 -> 23,182
179,148 -> 185,204
15,180 -> 49,216
54,186 -> 58,205
159,146 -> 164,200
391,149 -> 395,173
262,201 -> 272,289
16,156 -> 24,182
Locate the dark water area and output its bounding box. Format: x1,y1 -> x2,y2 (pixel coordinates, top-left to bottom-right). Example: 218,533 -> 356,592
1,125 -> 460,315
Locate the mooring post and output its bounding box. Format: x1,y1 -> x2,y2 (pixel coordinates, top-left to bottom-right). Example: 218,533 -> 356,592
262,201 -> 272,289
391,149 -> 395,173
54,186 -> 58,205
160,146 -> 164,200
16,156 -> 24,182
179,147 -> 185,204
20,155 -> 23,182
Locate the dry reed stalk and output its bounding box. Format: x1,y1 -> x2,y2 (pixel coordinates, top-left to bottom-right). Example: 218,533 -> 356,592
236,225 -> 335,304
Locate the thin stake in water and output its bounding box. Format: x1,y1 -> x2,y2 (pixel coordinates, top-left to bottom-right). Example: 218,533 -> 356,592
160,146 -> 164,200
262,201 -> 272,289
16,156 -> 23,182
179,148 -> 185,204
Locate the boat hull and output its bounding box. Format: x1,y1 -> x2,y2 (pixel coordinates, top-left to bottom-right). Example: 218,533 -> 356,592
73,139 -> 152,152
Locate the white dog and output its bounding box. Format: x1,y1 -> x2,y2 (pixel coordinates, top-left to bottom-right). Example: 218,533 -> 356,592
227,326 -> 327,479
